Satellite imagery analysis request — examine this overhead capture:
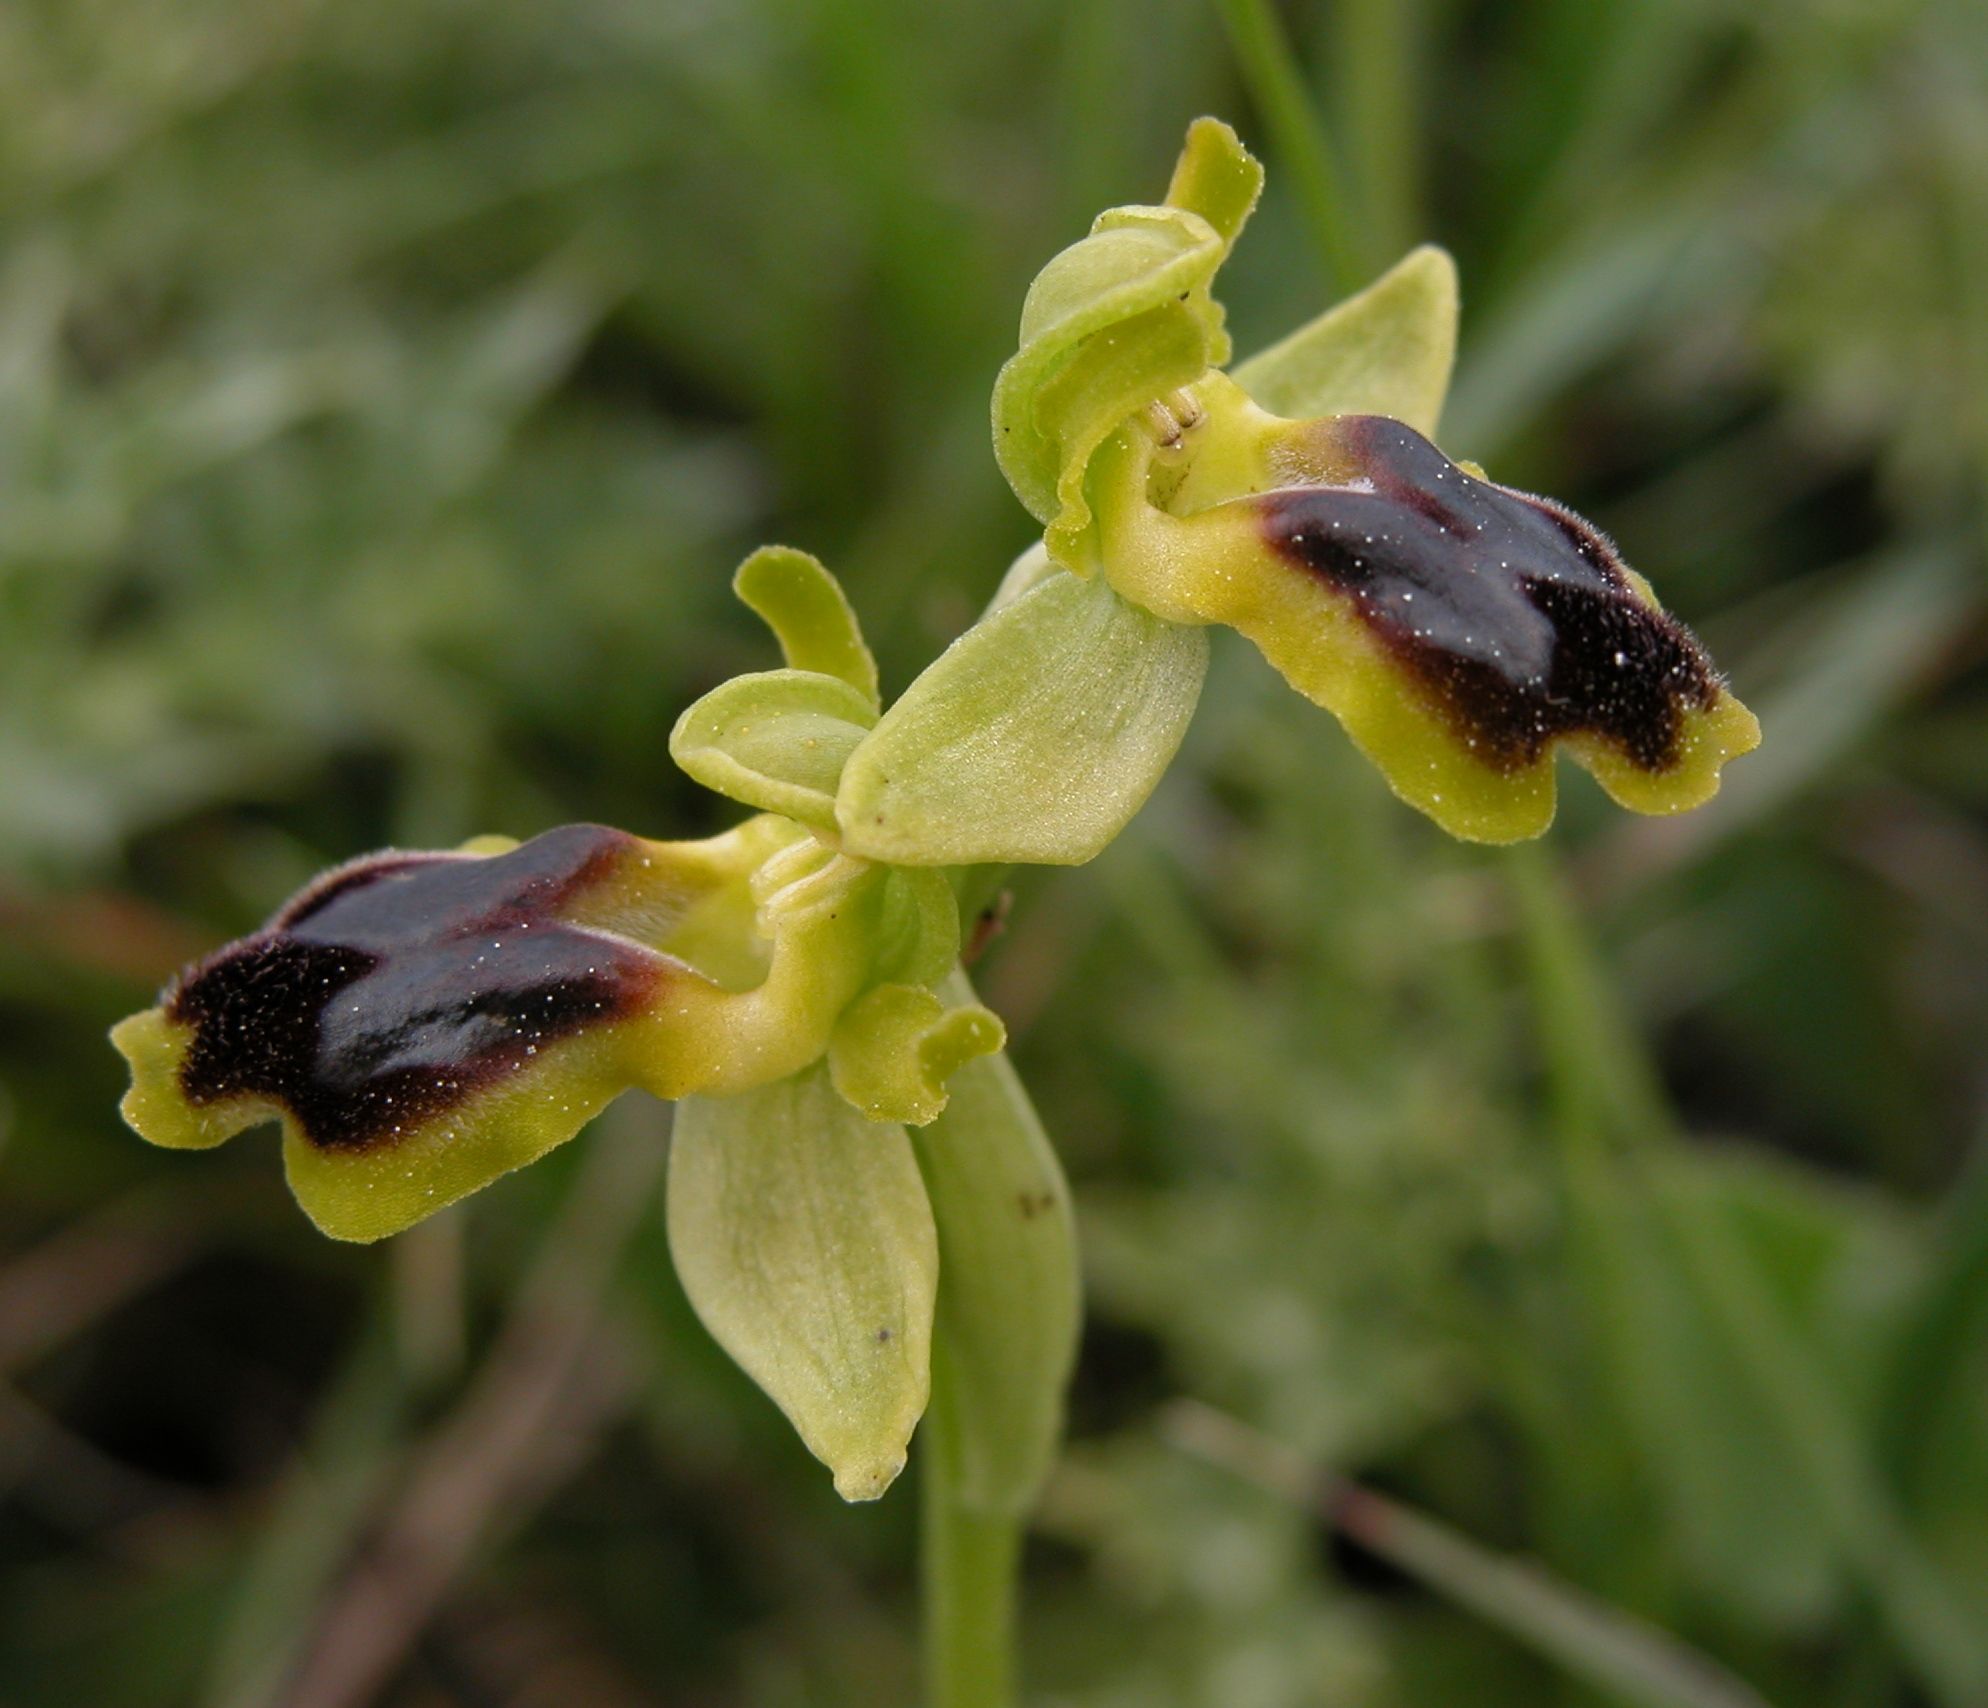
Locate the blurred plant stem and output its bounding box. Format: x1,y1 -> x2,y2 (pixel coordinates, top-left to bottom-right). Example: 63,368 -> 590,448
920,1381 -> 1022,1708
392,1212 -> 465,1391
1210,0 -> 1364,294
1163,1401 -> 1775,1708
1506,843 -> 1988,1708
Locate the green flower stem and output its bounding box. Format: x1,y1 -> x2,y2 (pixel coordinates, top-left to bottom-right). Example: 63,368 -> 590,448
920,1384 -> 1023,1708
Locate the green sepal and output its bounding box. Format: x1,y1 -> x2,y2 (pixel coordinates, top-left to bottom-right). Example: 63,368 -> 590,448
992,118 -> 1261,568
1230,243 -> 1459,436
670,669 -> 878,830
828,983 -> 1006,1126
911,974 -> 1080,1515
835,566 -> 1209,867
733,545 -> 880,709
667,1063 -> 938,1502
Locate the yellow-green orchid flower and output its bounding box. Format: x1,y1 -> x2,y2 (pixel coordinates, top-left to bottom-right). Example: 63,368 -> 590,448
113,549 -> 1003,1246
108,546 -> 1075,1512
847,118 -> 1757,859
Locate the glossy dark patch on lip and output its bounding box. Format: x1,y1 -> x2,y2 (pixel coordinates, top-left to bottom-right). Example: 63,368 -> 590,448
169,824 -> 661,1152
1262,417 -> 1718,771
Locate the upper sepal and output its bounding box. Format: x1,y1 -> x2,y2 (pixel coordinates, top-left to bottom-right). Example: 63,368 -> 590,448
1094,415 -> 1760,843
992,118 -> 1261,568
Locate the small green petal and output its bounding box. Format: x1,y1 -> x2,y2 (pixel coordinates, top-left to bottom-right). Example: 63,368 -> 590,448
1164,114 -> 1265,246
912,976 -> 1080,1516
733,545 -> 880,709
668,1064 -> 938,1502
836,566 -> 1208,867
828,983 -> 1005,1126
1230,244 -> 1459,435
670,669 -> 878,829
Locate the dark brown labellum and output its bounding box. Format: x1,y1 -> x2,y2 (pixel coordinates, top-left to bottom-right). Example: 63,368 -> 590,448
1262,417 -> 1719,772
169,824 -> 661,1152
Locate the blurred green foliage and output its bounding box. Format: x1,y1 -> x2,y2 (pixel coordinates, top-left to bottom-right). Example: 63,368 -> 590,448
3,0 -> 1986,1704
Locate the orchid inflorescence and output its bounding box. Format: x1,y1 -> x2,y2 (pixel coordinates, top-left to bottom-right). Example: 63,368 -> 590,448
112,120 -> 1756,1515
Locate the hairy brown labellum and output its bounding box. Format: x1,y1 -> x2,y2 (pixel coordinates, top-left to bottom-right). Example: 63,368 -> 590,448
1095,403 -> 1760,842
168,825 -> 662,1152
1261,416 -> 1720,774
113,813 -> 958,1239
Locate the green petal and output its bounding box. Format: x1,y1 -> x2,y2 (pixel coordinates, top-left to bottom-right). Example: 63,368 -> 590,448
828,983 -> 1005,1126
992,119 -> 1261,567
1230,244 -> 1459,435
911,975 -> 1080,1516
836,565 -> 1208,866
733,545 -> 880,709
668,1065 -> 938,1502
670,669 -> 878,829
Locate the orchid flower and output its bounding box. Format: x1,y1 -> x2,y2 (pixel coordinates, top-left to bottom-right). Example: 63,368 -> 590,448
109,118 -> 1754,1563
836,119 -> 1758,858
113,547 -> 1075,1507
